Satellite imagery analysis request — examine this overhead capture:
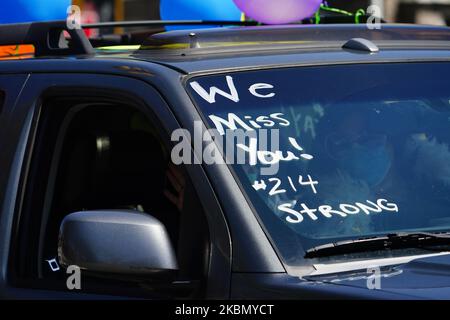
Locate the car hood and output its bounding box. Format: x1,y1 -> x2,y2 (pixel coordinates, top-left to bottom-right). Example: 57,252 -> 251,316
305,253 -> 450,299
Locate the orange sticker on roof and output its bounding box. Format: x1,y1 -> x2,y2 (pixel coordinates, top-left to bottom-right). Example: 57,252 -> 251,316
0,45 -> 34,60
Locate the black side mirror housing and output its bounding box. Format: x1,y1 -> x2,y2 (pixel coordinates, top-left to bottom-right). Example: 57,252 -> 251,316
58,210 -> 178,281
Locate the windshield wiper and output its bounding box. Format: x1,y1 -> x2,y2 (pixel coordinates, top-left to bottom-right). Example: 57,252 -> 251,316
304,232 -> 450,259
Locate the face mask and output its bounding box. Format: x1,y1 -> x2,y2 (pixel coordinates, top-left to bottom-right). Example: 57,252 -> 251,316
336,135 -> 391,187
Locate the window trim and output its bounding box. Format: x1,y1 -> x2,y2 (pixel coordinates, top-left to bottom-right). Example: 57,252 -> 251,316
5,74 -> 231,299
17,91 -> 195,294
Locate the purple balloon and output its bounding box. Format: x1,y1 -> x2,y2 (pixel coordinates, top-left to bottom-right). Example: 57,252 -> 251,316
233,0 -> 322,24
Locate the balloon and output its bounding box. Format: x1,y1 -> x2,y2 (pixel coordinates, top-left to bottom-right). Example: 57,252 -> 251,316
0,0 -> 71,24
160,0 -> 242,30
233,0 -> 322,24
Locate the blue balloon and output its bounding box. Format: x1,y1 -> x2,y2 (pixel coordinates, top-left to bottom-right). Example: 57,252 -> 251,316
0,0 -> 71,24
160,0 -> 242,30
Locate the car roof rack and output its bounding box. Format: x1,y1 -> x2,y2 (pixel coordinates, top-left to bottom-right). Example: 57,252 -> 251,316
138,24 -> 450,53
3,19 -> 445,58
0,20 -> 259,55
82,20 -> 260,47
0,20 -> 94,57
0,17 -> 388,57
82,20 -> 259,29
83,16 -> 387,48
83,17 -> 383,48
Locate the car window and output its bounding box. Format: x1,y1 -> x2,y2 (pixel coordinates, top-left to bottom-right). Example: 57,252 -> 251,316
187,62 -> 450,267
12,95 -> 209,298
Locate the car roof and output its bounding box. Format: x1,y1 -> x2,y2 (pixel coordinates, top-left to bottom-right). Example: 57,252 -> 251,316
2,23 -> 450,75
112,23 -> 450,73
141,23 -> 450,50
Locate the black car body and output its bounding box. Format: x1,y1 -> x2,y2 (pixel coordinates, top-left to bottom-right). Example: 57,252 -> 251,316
1,22 -> 450,299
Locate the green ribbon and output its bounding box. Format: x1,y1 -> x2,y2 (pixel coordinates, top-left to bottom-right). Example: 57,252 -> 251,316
314,4 -> 366,24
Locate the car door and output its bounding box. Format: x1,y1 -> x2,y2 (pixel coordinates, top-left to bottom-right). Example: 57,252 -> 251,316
0,72 -> 231,299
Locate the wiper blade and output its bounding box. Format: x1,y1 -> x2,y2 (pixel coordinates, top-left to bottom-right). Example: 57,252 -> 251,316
304,232 -> 450,259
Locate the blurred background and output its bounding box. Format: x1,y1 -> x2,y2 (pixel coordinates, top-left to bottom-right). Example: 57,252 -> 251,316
2,0 -> 450,33
69,0 -> 450,25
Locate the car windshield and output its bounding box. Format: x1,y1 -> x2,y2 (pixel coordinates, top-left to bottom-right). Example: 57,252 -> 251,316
186,62 -> 450,266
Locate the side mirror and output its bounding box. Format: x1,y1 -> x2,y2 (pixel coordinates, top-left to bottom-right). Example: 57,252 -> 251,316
58,210 -> 178,280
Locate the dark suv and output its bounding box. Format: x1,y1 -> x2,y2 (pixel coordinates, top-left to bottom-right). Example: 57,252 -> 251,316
1,20 -> 450,299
